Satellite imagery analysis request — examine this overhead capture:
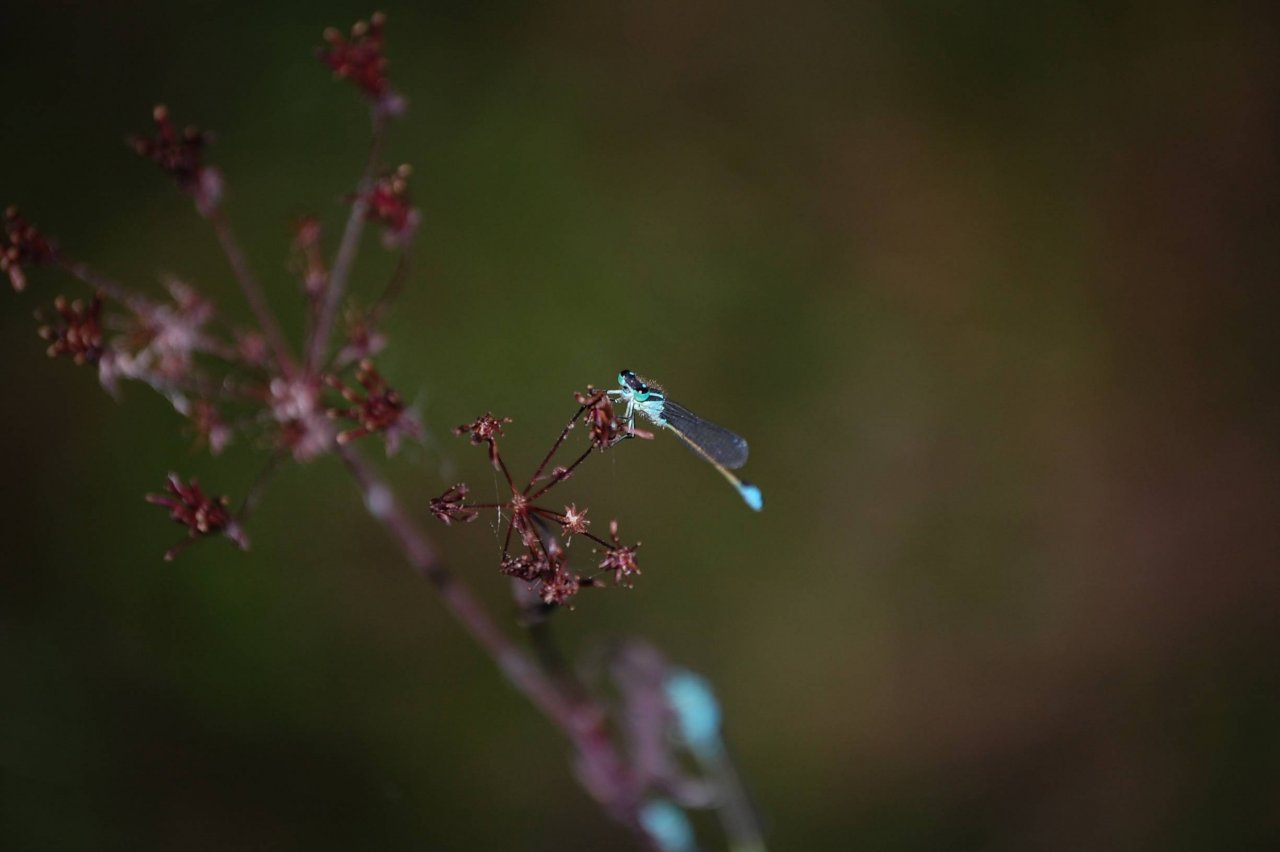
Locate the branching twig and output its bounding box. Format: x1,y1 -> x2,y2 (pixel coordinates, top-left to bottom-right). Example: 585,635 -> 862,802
336,444 -> 643,829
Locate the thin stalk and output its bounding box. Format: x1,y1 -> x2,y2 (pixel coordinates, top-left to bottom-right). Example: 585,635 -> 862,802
704,746 -> 768,852
528,446 -> 594,502
526,403 -> 588,491
205,207 -> 298,377
335,445 -> 642,827
307,112 -> 389,372
58,258 -> 151,314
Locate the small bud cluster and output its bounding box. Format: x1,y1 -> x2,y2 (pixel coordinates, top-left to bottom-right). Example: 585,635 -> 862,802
145,474 -> 248,561
130,105 -> 223,213
325,358 -> 420,453
362,164 -> 419,247
37,292 -> 104,364
3,207 -> 55,292
319,12 -> 404,115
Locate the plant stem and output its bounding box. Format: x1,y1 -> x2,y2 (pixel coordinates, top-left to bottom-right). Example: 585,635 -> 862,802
335,445 -> 643,829
58,258 -> 151,314
704,746 -> 767,852
206,207 -> 299,377
307,112 -> 389,373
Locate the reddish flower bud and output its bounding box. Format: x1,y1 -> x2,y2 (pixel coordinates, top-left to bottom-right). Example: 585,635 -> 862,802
3,206 -> 55,292
319,12 -> 404,114
361,164 -> 419,247
131,106 -> 222,212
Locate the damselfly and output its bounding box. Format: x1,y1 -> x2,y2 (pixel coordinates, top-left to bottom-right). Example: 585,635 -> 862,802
609,369 -> 763,511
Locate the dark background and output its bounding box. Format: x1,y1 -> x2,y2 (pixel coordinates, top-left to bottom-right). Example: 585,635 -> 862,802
3,2 -> 1278,849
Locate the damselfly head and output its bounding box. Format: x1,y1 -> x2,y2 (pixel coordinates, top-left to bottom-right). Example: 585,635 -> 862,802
618,368 -> 652,401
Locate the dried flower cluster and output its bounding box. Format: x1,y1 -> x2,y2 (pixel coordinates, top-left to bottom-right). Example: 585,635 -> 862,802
429,390 -> 644,607
325,358 -> 420,453
6,14 -> 421,559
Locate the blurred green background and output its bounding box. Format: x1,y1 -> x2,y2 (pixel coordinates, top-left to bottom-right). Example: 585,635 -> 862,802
3,2 -> 1278,849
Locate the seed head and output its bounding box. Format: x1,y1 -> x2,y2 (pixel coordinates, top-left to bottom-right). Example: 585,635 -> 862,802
560,503 -> 590,537
597,519 -> 641,586
539,568 -> 581,607
429,483 -> 479,525
455,412 -> 511,470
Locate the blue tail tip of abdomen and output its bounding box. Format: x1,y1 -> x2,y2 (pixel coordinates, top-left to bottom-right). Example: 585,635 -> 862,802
738,482 -> 764,511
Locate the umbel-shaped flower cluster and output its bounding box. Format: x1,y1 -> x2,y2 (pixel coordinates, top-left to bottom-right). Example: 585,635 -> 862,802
430,389 -> 646,607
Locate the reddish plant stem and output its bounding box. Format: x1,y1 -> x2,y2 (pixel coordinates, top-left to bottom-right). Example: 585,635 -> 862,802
368,241 -> 411,324
526,404 -> 588,490
306,112 -> 389,373
335,445 -> 642,827
503,515 -> 516,555
58,258 -> 151,314
529,509 -> 615,550
495,451 -> 517,491
528,446 -> 594,502
205,207 -> 298,377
